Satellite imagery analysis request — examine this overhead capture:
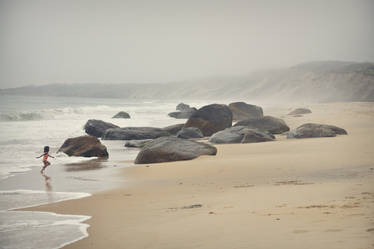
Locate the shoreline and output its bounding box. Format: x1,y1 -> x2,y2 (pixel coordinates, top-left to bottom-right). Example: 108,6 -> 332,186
27,102 -> 374,249
0,141 -> 133,249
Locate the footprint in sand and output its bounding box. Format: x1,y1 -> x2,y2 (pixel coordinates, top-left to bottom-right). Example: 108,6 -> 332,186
293,229 -> 309,234
233,184 -> 255,188
275,180 -> 314,186
325,229 -> 343,232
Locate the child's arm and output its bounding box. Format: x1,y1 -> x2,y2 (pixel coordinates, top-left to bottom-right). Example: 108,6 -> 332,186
49,154 -> 55,158
36,154 -> 43,159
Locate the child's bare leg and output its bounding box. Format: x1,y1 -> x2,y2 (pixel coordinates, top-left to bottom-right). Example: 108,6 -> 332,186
41,161 -> 50,173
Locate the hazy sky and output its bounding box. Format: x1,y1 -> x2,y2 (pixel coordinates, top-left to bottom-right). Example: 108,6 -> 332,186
0,0 -> 373,88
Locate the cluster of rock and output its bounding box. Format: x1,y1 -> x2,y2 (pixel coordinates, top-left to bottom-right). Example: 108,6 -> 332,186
58,101 -> 347,165
168,103 -> 197,119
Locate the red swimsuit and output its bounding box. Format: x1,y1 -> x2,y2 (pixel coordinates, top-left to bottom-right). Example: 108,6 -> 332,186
43,153 -> 49,162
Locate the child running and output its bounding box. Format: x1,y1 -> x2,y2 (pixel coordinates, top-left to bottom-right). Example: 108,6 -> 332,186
36,146 -> 55,173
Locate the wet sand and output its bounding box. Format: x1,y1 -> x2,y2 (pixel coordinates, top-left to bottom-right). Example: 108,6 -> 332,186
28,102 -> 374,249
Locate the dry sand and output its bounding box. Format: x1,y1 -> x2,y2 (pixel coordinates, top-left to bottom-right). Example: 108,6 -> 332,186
28,102 -> 374,249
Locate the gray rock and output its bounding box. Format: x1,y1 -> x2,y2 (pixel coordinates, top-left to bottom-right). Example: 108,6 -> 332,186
176,127 -> 204,139
229,102 -> 263,121
184,104 -> 232,136
124,139 -> 153,148
209,127 -> 245,144
168,109 -> 196,119
288,108 -> 312,115
234,116 -> 289,134
135,136 -> 217,164
58,135 -> 108,157
176,103 -> 191,111
287,123 -> 347,138
209,126 -> 274,144
84,119 -> 119,137
112,111 -> 131,119
102,127 -> 170,140
162,123 -> 185,135
241,130 -> 275,143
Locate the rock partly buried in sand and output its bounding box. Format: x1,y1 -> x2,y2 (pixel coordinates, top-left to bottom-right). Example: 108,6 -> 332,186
209,126 -> 275,144
58,135 -> 109,157
134,136 -> 217,164
162,123 -> 185,135
228,102 -> 263,121
124,139 -> 153,148
288,108 -> 312,115
184,104 -> 232,136
287,123 -> 347,138
176,127 -> 204,139
102,127 -> 170,140
84,119 -> 119,138
112,111 -> 131,119
234,116 -> 290,134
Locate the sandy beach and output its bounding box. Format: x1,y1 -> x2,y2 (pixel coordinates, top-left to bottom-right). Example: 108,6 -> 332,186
27,102 -> 374,249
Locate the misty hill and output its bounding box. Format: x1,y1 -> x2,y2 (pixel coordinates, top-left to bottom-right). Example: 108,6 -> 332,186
2,61 -> 374,103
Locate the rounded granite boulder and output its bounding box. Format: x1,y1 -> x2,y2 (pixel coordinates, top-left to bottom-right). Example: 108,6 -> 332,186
184,104 -> 232,136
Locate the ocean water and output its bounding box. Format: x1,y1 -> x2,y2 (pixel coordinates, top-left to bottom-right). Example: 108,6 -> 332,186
0,94 -> 204,249
0,95 -> 190,179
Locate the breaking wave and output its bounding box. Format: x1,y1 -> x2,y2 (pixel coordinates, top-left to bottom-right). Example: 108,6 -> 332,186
0,112 -> 46,122
0,105 -> 124,122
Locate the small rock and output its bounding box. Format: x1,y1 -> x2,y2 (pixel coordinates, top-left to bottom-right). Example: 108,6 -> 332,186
112,111 -> 130,119
288,108 -> 312,115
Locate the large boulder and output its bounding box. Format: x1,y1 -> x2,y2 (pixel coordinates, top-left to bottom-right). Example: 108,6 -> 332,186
176,127 -> 204,139
209,126 -> 275,144
84,119 -> 119,137
288,108 -> 312,115
228,102 -> 263,121
162,123 -> 185,135
58,135 -> 108,157
112,111 -> 131,119
287,123 -> 347,138
184,104 -> 233,136
124,139 -> 153,148
134,136 -> 217,164
234,116 -> 289,134
102,127 -> 170,140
